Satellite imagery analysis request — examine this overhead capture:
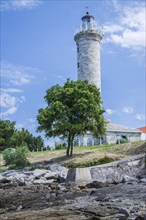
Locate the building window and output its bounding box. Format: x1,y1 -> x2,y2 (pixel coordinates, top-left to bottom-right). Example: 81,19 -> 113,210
77,62 -> 80,68
77,47 -> 79,53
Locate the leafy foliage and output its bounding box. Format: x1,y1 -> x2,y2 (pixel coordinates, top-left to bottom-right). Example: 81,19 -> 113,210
55,142 -> 67,150
37,80 -> 106,156
0,120 -> 16,151
0,119 -> 44,152
3,145 -> 30,168
2,148 -> 16,165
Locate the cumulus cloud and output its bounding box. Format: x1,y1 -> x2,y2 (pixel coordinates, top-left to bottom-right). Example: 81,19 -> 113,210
0,93 -> 26,117
106,108 -> 115,115
135,114 -> 145,120
105,3 -> 145,50
0,0 -> 42,11
1,61 -> 38,86
122,107 -> 134,113
0,93 -> 16,108
1,107 -> 17,117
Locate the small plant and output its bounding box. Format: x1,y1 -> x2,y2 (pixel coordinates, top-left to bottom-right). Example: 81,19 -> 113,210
0,168 -> 8,173
98,156 -> 115,164
3,145 -> 30,168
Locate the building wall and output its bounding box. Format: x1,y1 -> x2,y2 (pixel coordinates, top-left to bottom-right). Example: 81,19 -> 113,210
106,132 -> 141,144
75,131 -> 141,146
141,133 -> 146,140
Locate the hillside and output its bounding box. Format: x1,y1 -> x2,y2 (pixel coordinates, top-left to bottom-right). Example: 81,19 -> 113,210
28,141 -> 146,168
0,141 -> 145,168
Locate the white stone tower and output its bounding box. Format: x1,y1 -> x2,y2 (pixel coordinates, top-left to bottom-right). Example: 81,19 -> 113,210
74,12 -> 104,91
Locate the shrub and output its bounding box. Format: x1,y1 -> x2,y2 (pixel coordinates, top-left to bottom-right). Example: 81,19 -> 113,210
3,148 -> 16,165
3,145 -> 30,168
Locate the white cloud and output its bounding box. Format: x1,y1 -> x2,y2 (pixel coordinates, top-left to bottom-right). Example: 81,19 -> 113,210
1,61 -> 38,86
0,93 -> 26,117
122,107 -> 134,113
135,114 -> 145,120
1,107 -> 18,117
1,88 -> 23,93
0,0 -> 42,11
105,4 -> 145,50
0,93 -> 16,108
106,108 -> 115,115
104,25 -> 124,33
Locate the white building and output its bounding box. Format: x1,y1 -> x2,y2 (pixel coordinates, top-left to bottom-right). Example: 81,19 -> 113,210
137,127 -> 146,140
74,123 -> 141,146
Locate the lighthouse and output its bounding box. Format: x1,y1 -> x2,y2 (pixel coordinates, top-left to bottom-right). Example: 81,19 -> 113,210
74,12 -> 104,91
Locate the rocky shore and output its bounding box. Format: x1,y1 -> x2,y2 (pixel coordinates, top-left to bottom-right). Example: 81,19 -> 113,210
0,154 -> 146,220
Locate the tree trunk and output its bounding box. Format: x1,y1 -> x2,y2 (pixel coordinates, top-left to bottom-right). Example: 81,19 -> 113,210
66,134 -> 71,157
70,135 -> 74,157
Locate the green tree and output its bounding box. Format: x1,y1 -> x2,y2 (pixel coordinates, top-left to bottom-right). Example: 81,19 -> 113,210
10,128 -> 44,151
34,136 -> 44,151
0,120 -> 16,151
37,80 -> 106,157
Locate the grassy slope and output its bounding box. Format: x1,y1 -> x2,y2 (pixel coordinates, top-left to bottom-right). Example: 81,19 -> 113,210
28,141 -> 146,167
0,141 -> 145,167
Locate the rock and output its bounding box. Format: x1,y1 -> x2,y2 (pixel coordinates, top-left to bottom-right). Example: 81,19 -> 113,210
33,169 -> 47,179
44,171 -> 58,180
48,164 -> 68,179
85,181 -> 107,189
0,177 -> 11,184
122,175 -> 139,183
33,177 -> 54,185
3,170 -> 18,177
119,208 -> 129,217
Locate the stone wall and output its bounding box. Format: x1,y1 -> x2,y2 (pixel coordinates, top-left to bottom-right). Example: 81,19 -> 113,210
66,154 -> 146,184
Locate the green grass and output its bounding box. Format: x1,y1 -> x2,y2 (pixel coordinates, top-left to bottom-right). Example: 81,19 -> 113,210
63,156 -> 117,168
73,143 -> 116,151
0,168 -> 8,173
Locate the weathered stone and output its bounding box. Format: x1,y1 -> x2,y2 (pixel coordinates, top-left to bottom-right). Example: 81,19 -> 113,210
66,154 -> 146,185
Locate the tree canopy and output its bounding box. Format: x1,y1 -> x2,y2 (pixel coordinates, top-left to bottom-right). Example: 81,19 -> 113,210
0,119 -> 44,152
0,120 -> 16,151
37,80 -> 107,156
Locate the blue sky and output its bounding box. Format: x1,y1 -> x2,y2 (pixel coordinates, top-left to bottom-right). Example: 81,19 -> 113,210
0,0 -> 145,146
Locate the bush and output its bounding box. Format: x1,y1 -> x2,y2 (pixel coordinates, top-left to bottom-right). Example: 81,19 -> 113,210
3,148 -> 16,165
3,145 -> 30,168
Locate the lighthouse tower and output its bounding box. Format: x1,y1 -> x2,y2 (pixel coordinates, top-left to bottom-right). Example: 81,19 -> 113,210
74,12 -> 104,91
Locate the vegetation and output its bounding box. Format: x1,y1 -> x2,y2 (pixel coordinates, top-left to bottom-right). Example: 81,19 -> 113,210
37,80 -> 106,157
3,145 -> 30,168
55,142 -> 67,150
0,119 -> 44,152
0,120 -> 16,151
64,156 -> 116,168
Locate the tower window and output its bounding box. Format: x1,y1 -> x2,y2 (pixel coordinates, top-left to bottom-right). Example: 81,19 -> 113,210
77,62 -> 80,68
77,47 -> 79,53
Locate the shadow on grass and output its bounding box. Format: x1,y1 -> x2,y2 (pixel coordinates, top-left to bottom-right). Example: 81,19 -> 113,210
31,151 -> 93,166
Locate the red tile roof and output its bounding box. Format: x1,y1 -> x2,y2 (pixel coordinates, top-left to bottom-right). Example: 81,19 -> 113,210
137,126 -> 146,133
